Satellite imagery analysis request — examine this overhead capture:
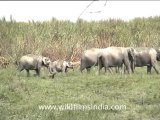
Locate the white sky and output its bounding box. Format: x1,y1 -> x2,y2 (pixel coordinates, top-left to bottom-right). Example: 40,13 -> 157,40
0,1 -> 160,22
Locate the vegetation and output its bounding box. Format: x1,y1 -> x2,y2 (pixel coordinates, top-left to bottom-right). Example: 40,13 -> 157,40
0,66 -> 160,120
1,16 -> 160,62
1,16 -> 160,119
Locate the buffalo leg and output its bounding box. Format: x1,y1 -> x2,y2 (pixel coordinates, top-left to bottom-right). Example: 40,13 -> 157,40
51,74 -> 55,79
151,60 -> 159,74
147,66 -> 152,74
98,63 -> 103,75
152,65 -> 159,74
124,60 -> 131,74
26,69 -> 30,77
108,67 -> 113,74
80,66 -> 85,73
35,69 -> 40,76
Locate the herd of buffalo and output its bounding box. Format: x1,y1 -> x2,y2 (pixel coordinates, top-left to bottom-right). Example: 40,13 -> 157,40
15,46 -> 160,78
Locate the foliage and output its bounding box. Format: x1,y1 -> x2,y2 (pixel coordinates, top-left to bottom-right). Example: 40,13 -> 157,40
1,16 -> 160,62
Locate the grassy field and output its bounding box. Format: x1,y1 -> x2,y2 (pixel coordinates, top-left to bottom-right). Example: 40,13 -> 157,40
0,65 -> 160,120
1,16 -> 160,120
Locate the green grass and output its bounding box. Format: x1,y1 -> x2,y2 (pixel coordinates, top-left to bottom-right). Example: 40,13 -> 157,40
1,66 -> 160,120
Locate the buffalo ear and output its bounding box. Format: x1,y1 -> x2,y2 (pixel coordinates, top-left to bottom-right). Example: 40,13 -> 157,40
128,48 -> 135,61
42,57 -> 47,64
42,57 -> 51,66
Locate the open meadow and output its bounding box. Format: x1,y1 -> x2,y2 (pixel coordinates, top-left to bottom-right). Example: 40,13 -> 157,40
0,65 -> 160,120
1,17 -> 160,120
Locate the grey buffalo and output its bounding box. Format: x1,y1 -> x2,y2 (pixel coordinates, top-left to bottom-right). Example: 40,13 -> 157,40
80,48 -> 103,73
48,60 -> 73,78
98,47 -> 135,74
16,54 -> 51,77
133,47 -> 160,74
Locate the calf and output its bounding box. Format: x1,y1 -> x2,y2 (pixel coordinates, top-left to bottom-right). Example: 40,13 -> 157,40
48,60 -> 73,78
